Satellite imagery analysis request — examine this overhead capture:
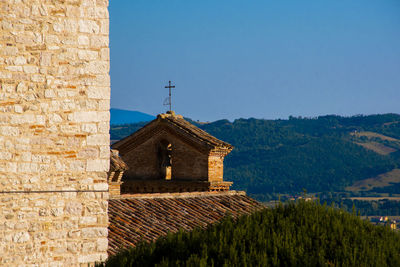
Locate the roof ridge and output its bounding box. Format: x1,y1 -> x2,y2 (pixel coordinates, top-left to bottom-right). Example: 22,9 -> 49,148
112,113 -> 233,153
164,115 -> 232,149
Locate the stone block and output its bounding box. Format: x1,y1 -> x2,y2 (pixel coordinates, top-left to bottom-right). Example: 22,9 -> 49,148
96,238 -> 108,252
96,7 -> 109,18
10,114 -> 36,125
31,74 -> 45,83
78,148 -> 98,159
0,71 -> 12,79
99,146 -> 110,158
64,19 -> 78,33
86,159 -> 109,172
65,202 -> 83,216
81,227 -> 107,238
79,216 -> 97,225
69,161 -> 86,172
40,52 -> 52,66
68,229 -> 81,238
48,231 -> 65,240
18,163 -> 38,173
93,183 -> 108,191
79,19 -> 100,34
13,232 -> 30,243
0,126 -> 20,136
5,66 -> 23,72
78,50 -> 98,61
0,151 -> 12,160
14,105 -> 23,113
78,253 -> 102,264
82,241 -> 96,253
14,56 -> 27,65
85,61 -> 109,74
81,123 -> 98,133
3,46 -> 18,56
67,241 -> 80,253
90,36 -> 108,48
16,82 -> 27,93
87,86 -> 110,99
23,66 -> 39,74
87,134 -> 109,146
68,111 -> 109,123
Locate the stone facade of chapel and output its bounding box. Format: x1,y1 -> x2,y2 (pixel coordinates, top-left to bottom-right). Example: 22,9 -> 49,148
111,111 -> 233,195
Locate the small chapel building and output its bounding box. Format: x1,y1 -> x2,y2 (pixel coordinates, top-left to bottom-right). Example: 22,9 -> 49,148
106,111 -> 264,255
110,111 -> 233,195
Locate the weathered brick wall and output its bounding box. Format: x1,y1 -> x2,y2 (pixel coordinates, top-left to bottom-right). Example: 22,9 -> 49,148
172,136 -> 208,181
121,130 -> 209,181
208,154 -> 224,182
0,0 -> 110,265
122,137 -> 160,180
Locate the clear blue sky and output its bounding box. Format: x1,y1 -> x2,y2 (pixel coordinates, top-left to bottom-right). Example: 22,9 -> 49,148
109,0 -> 400,122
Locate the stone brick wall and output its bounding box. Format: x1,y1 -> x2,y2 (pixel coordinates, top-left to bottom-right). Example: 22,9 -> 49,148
172,136 -> 208,181
123,137 -> 161,180
0,0 -> 110,265
121,130 -> 209,181
208,154 -> 224,182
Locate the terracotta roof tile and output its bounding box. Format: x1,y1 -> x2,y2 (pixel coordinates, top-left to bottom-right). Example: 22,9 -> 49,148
108,191 -> 264,255
163,115 -> 232,149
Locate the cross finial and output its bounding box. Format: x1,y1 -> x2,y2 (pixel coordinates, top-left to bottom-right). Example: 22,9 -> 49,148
164,80 -> 175,112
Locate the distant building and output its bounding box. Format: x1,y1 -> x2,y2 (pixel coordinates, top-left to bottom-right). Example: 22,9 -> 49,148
391,221 -> 397,230
111,111 -> 233,195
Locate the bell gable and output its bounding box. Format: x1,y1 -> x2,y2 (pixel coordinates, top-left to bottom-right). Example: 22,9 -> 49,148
111,112 -> 233,194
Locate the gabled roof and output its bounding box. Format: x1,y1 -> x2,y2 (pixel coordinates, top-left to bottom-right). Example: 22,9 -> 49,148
112,112 -> 233,154
108,191 -> 264,255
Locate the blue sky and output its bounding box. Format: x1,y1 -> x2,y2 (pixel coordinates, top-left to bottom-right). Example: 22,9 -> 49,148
109,0 -> 400,121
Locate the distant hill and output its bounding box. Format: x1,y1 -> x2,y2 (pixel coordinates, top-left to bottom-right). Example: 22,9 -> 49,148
110,113 -> 400,199
110,108 -> 155,125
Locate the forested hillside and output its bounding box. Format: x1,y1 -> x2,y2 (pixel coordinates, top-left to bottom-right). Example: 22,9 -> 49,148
110,114 -> 400,199
100,201 -> 400,267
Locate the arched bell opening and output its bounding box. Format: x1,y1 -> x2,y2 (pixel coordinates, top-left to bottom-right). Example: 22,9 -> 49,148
157,139 -> 172,180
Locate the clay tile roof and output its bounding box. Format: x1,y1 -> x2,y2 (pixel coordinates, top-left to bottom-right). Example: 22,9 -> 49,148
108,191 -> 264,255
110,149 -> 128,172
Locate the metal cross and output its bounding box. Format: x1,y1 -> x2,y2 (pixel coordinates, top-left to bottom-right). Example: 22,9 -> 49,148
164,80 -> 175,112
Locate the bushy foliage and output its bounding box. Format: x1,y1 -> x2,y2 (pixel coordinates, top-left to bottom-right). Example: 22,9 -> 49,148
100,201 -> 400,267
